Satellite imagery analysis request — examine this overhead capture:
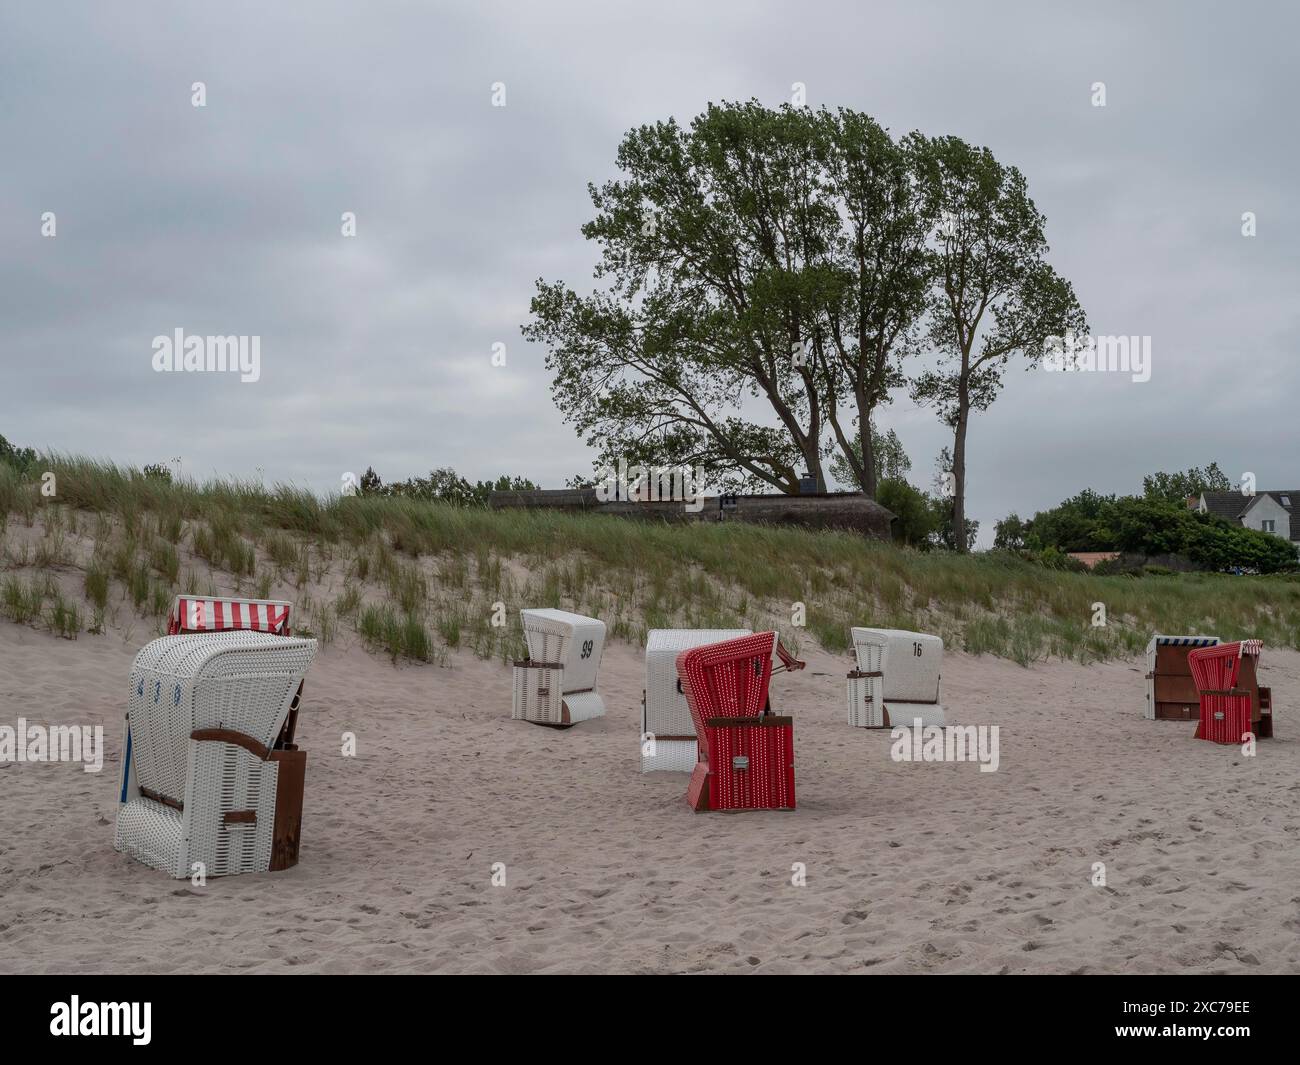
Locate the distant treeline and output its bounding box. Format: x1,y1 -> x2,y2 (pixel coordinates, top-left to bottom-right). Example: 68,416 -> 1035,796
995,465 -> 1297,574
356,466 -> 537,508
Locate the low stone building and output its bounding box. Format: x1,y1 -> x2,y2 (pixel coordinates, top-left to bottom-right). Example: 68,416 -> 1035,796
488,489 -> 897,540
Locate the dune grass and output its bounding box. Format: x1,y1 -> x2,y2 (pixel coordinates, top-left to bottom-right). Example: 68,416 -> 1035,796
1,454 -> 1299,665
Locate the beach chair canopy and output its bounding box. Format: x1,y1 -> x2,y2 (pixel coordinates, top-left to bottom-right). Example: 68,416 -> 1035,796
521,609 -> 604,693
850,627 -> 942,702
168,595 -> 292,636
675,632 -> 802,811
1188,640 -> 1262,744
847,627 -> 944,728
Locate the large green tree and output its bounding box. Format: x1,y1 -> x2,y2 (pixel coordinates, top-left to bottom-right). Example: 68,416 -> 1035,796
809,110 -> 931,496
909,135 -> 1087,551
1143,463 -> 1231,504
525,102 -> 836,494
524,107 -> 1084,513
524,102 -> 934,496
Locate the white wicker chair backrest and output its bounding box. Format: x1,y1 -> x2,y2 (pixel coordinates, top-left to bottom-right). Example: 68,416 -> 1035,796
644,628 -> 751,739
127,632 -> 317,803
521,609 -> 605,694
850,627 -> 942,703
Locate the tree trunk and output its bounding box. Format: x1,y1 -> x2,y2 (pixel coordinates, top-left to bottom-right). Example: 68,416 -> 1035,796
858,390 -> 877,498
952,378 -> 970,553
804,443 -> 827,493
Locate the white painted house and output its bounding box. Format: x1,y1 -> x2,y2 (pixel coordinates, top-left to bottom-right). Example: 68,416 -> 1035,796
1194,490 -> 1300,556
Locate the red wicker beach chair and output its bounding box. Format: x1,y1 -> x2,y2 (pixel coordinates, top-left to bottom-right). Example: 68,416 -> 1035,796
676,632 -> 804,812
1188,640 -> 1262,745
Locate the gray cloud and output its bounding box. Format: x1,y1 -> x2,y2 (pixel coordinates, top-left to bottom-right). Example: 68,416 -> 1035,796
2,1 -> 1297,541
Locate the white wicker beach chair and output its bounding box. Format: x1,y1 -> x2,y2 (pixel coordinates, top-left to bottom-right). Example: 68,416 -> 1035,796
642,628 -> 751,771
115,631 -> 317,878
512,609 -> 606,726
847,627 -> 945,728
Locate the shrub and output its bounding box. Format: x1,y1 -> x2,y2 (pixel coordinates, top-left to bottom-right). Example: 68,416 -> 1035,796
876,478 -> 938,547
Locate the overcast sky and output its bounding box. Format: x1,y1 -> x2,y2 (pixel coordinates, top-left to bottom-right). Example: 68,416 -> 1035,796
2,1 -> 1297,544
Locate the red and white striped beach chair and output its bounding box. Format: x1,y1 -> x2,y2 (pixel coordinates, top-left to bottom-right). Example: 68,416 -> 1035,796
167,595 -> 293,636
1188,640 -> 1262,745
676,632 -> 804,812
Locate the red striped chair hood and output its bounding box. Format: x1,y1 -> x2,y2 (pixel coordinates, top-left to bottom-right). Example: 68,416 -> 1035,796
168,596 -> 293,636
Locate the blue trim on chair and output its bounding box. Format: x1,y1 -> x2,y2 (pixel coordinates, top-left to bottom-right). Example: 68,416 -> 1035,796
120,728 -> 132,803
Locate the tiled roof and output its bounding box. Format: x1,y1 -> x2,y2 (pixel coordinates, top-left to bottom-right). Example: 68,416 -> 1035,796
1198,490 -> 1300,541
1199,492 -> 1247,519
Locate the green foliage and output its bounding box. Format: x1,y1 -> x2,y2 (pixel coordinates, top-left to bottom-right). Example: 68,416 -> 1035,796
994,512 -> 1028,550
876,477 -> 937,547
358,603 -> 434,662
1027,546 -> 1088,572
908,134 -> 1087,551
359,466 -> 383,495
1022,488 -> 1117,552
1012,492 -> 1296,573
149,539 -> 180,584
0,433 -> 39,476
48,591 -> 82,639
360,467 -> 539,507
522,103 -> 951,496
141,463 -> 173,483
11,454 -> 1300,664
830,428 -> 912,492
1143,463 -> 1231,504
84,560 -> 110,612
2,574 -> 51,625
525,101 -> 835,494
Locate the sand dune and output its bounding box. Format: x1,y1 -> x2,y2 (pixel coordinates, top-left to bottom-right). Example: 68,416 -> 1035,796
2,619 -> 1297,974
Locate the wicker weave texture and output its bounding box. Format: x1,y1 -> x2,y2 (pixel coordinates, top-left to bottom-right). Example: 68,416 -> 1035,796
560,691 -> 605,723
640,738 -> 700,773
676,632 -> 795,811
644,628 -> 750,745
116,632 -> 316,877
521,609 -> 605,695
511,662 -> 566,724
850,628 -> 942,702
846,672 -> 886,727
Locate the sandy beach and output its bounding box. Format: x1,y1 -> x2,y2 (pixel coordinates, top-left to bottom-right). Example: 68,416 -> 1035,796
3,619 -> 1297,975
